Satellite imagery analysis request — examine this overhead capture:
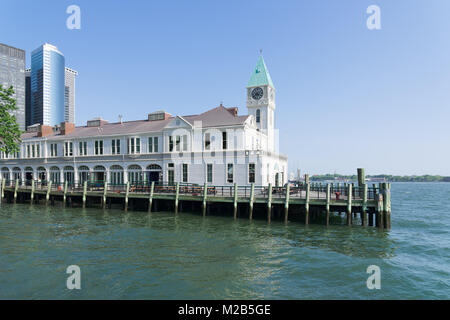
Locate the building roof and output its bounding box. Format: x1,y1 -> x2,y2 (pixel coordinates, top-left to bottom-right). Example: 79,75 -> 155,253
247,55 -> 274,88
21,105 -> 250,141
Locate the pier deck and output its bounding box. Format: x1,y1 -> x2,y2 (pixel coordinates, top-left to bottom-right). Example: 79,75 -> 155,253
0,176 -> 392,229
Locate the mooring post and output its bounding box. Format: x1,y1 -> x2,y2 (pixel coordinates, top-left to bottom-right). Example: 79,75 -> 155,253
267,183 -> 272,223
376,193 -> 384,228
0,178 -> 5,200
347,184 -> 352,226
30,180 -> 35,204
326,184 -> 330,226
305,174 -> 309,185
63,181 -> 68,206
124,181 -> 130,211
102,182 -> 108,209
148,181 -> 155,213
82,181 -> 87,208
46,181 -> 52,205
202,183 -> 208,216
13,178 -> 19,203
248,183 -> 255,220
305,183 -> 310,225
384,183 -> 391,229
362,184 -> 368,226
175,182 -> 180,213
284,184 -> 290,223
233,183 -> 238,219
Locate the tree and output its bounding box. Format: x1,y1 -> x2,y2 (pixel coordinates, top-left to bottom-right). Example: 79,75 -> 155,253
0,85 -> 22,155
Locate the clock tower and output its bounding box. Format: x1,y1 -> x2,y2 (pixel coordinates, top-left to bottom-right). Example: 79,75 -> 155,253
247,55 -> 276,151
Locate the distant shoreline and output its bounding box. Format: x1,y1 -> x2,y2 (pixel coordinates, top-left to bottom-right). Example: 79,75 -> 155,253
308,175 -> 450,183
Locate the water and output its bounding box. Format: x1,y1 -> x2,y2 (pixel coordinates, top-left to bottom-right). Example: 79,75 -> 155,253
0,182 -> 449,299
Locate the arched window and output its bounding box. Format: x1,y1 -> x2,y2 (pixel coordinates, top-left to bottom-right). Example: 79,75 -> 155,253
110,165 -> 124,185
128,165 -> 143,184
49,166 -> 60,184
37,167 -> 46,182
63,166 -> 75,185
78,166 -> 90,184
256,109 -> 261,123
1,167 -> 10,183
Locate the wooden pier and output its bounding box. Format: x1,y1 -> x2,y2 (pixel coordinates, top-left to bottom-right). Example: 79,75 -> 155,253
0,169 -> 391,229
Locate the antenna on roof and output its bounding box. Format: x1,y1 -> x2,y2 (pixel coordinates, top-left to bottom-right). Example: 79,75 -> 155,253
118,115 -> 123,124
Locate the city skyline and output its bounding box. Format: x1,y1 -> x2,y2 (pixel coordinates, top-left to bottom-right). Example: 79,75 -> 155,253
1,0 -> 450,176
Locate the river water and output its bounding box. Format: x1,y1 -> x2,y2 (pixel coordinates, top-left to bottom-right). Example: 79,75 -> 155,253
0,182 -> 448,299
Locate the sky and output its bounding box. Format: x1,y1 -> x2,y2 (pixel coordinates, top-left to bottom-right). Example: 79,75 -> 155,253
1,0 -> 449,176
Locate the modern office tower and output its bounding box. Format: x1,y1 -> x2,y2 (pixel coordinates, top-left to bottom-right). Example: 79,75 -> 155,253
64,67 -> 78,124
25,69 -> 31,129
30,43 -> 65,126
0,43 -> 26,131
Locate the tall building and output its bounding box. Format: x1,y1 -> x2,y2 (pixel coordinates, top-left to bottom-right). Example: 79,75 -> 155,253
30,43 -> 65,127
0,43 -> 26,131
25,69 -> 31,129
64,67 -> 78,124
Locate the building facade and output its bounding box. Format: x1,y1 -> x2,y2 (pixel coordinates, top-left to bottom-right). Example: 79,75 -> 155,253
64,67 -> 78,124
31,43 -> 65,127
0,43 -> 26,131
0,56 -> 288,187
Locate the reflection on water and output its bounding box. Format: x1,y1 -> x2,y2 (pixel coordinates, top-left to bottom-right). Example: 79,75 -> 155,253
0,182 -> 449,299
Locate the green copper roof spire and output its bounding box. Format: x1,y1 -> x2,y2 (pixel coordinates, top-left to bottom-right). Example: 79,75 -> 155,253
247,55 -> 274,88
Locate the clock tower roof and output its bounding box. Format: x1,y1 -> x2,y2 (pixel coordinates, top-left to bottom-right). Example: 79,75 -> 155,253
247,55 -> 274,89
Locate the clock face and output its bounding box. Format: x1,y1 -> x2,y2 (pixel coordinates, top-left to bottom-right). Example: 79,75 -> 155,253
251,87 -> 263,100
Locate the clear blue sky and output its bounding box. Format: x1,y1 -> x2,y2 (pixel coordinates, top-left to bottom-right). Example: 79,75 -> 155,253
2,0 -> 450,176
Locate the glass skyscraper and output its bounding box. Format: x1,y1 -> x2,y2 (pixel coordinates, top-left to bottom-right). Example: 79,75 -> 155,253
0,43 -> 26,131
31,43 -> 65,126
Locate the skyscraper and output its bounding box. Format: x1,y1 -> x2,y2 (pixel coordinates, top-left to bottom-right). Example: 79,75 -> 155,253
64,67 -> 78,124
25,68 -> 31,129
31,43 -> 65,126
0,43 -> 26,131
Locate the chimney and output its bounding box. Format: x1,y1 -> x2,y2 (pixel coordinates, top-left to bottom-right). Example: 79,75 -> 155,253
60,122 -> 75,135
37,125 -> 53,137
226,107 -> 238,116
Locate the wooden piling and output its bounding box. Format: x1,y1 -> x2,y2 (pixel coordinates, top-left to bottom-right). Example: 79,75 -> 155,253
347,184 -> 352,226
63,181 -> 68,206
46,181 -> 52,205
267,183 -> 272,223
30,180 -> 35,204
13,179 -> 19,203
384,183 -> 391,229
102,182 -> 108,209
362,184 -> 368,226
175,182 -> 180,213
0,178 -> 4,200
124,182 -> 130,211
202,183 -> 207,216
305,174 -> 309,185
325,184 -> 330,226
249,183 -> 255,220
148,181 -> 155,212
82,181 -> 87,208
305,183 -> 310,225
284,184 -> 290,223
233,183 -> 238,219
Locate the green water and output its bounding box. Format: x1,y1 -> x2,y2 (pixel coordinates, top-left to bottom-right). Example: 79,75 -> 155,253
0,182 -> 449,299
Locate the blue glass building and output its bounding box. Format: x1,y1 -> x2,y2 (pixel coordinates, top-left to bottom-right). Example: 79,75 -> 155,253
31,43 -> 65,126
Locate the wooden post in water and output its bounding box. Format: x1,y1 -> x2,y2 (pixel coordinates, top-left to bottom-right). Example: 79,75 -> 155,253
305,174 -> 309,185
1,178 -> 5,200
362,184 -> 368,226
202,183 -> 207,216
82,181 -> 87,208
102,182 -> 108,209
46,181 -> 52,205
30,180 -> 35,204
347,184 -> 352,226
249,183 -> 255,220
305,183 -> 310,225
13,179 -> 19,203
284,183 -> 290,223
63,181 -> 68,206
124,181 -> 130,211
384,183 -> 391,229
175,182 -> 180,213
148,181 -> 154,212
233,183 -> 238,219
326,184 -> 330,226
376,193 -> 384,228
267,183 -> 272,223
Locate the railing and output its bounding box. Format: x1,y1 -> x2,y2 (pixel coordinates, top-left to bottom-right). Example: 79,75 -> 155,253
1,180 -> 379,201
